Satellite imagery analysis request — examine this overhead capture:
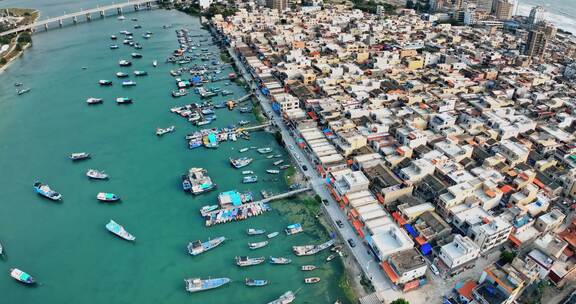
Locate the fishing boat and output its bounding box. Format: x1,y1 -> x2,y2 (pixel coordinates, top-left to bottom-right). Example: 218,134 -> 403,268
305,277 -> 321,284
156,126 -> 175,136
86,97 -> 103,104
9,269 -> 36,285
185,277 -> 230,293
86,169 -> 108,180
242,175 -> 258,184
122,80 -> 136,86
134,70 -> 147,76
118,60 -> 132,66
326,254 -> 337,261
285,223 -> 303,235
267,232 -> 279,239
246,228 -> 265,235
97,192 -> 119,202
200,204 -> 218,216
99,79 -> 113,86
239,148 -> 249,153
116,72 -> 129,78
245,278 -> 268,287
235,256 -> 265,267
69,152 -> 91,161
257,147 -> 273,154
269,256 -> 292,265
266,169 -> 280,174
131,52 -> 142,58
267,291 -> 295,304
229,157 -> 253,169
273,160 -> 284,166
301,265 -> 317,271
187,236 -> 226,256
105,220 -> 135,241
110,44 -> 119,49
293,239 -> 336,256
33,181 -> 62,201
116,97 -> 133,104
248,241 -> 268,250
153,60 -> 158,67
241,170 -> 254,175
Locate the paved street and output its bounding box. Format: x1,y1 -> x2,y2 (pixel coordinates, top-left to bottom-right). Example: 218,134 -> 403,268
226,46 -> 396,299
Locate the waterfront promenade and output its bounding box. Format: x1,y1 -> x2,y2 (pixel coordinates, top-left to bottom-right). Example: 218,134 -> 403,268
226,45 -> 399,300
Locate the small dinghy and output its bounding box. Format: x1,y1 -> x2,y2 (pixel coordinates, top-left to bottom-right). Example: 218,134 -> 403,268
9,268 -> 36,285
97,192 -> 120,202
105,220 -> 135,241
266,232 -> 279,239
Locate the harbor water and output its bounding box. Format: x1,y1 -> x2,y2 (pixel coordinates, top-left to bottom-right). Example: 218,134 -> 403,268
0,6 -> 349,304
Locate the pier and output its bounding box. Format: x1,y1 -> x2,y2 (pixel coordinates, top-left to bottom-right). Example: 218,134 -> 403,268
0,0 -> 159,37
257,187 -> 312,204
238,122 -> 271,132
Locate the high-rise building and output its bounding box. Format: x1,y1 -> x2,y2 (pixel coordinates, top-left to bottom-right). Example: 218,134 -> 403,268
494,0 -> 515,20
473,0 -> 494,13
526,26 -> 548,61
528,6 -> 545,25
266,0 -> 288,11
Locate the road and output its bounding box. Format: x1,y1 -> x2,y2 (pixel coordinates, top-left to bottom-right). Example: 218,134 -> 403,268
226,46 -> 397,299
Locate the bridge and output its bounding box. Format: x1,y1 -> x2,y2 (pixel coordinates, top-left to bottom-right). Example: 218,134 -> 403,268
0,0 -> 159,37
238,122 -> 271,132
257,187 -> 312,204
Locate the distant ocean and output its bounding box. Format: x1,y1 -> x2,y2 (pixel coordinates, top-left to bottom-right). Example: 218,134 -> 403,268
517,0 -> 576,34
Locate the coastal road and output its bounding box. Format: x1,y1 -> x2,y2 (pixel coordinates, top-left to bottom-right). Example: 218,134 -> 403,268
226,46 -> 397,299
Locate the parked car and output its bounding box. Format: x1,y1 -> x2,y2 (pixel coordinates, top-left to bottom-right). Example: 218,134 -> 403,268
336,220 -> 344,228
347,238 -> 356,247
430,264 -> 440,276
302,165 -> 308,171
322,199 -> 329,206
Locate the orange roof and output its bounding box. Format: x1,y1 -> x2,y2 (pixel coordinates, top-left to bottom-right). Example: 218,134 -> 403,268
500,185 -> 514,194
380,261 -> 399,283
533,178 -> 545,189
349,208 -> 359,218
457,280 -> 477,300
415,236 -> 426,245
508,234 -> 521,247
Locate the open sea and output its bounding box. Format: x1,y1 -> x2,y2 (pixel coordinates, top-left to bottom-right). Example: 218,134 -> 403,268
516,0 -> 576,34
0,2 -> 348,303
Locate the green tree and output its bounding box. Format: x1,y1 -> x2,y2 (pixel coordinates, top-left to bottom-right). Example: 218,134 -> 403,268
390,299 -> 410,304
0,58 -> 7,65
18,32 -> 32,44
500,250 -> 516,264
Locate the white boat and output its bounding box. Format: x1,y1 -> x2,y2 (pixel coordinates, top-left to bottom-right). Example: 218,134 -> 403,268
267,291 -> 295,304
273,160 -> 284,166
153,60 -> 158,67
267,232 -> 279,239
122,80 -> 136,86
304,277 -> 321,284
246,228 -> 265,235
86,169 -> 108,180
248,241 -> 268,249
117,15 -> 125,20
86,97 -> 103,104
241,170 -> 254,175
105,220 -> 135,241
0,242 -> 3,255
239,148 -> 249,153
301,265 -> 316,271
156,126 -> 175,136
266,169 -> 280,174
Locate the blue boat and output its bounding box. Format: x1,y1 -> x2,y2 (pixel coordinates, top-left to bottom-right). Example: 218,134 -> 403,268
33,181 -> 62,201
182,175 -> 192,192
187,236 -> 226,256
185,277 -> 230,293
245,278 -> 268,287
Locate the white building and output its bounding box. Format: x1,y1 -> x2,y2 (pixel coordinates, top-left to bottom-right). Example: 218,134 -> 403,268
368,223 -> 414,261
438,235 -> 481,270
469,216 -> 513,253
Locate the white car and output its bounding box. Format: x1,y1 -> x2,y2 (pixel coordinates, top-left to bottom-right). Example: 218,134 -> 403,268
430,264 -> 440,276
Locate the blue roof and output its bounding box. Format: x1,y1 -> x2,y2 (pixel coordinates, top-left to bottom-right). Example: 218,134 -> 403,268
404,224 -> 418,238
207,133 -> 217,143
421,243 -> 432,255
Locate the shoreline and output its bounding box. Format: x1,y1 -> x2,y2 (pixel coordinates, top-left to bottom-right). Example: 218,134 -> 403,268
0,8 -> 38,74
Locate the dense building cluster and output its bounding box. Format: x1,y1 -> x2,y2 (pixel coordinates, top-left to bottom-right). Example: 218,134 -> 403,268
212,3 -> 576,303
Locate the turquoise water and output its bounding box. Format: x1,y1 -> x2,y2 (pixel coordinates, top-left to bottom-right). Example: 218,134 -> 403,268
0,7 -> 347,304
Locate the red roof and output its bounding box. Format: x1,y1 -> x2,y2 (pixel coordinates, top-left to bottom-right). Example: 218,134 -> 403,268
500,185 -> 514,194
380,261 -> 399,283
457,280 -> 477,300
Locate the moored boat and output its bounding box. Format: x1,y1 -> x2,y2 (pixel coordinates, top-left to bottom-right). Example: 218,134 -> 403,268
87,169 -> 108,180
9,269 -> 36,285
33,181 -> 62,201
110,35 -> 117,40
96,192 -> 120,202
118,60 -> 132,66
131,52 -> 142,58
301,265 -> 317,271
242,175 -> 258,184
185,277 -> 230,293
134,70 -> 147,76
235,256 -> 265,267
267,291 -> 295,304
105,220 -> 135,241
230,157 -> 253,169
267,232 -> 279,239
116,97 -> 133,104
182,175 -> 192,192
266,169 -> 280,174
109,44 -> 119,49
269,256 -> 292,265
245,278 -> 268,287
273,160 -> 284,166
86,97 -> 103,104
326,254 -> 337,261
248,241 -> 268,250
239,148 -> 249,153
156,126 -> 175,136
257,147 -> 273,154
285,223 -> 303,235
153,60 -> 158,67
246,228 -> 265,235
200,204 -> 218,216
241,170 -> 254,175
122,80 -> 136,86
116,72 -> 129,78
187,236 -> 226,256
69,152 -> 91,161
305,277 -> 321,284
99,79 -> 113,86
